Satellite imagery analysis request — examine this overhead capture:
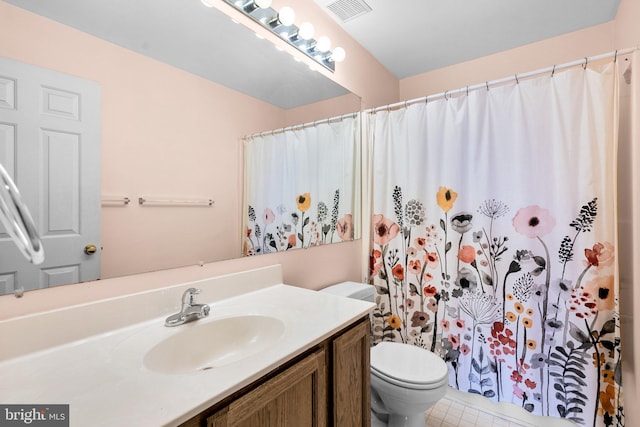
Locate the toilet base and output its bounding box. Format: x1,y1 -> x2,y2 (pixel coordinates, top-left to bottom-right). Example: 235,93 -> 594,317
371,410 -> 425,427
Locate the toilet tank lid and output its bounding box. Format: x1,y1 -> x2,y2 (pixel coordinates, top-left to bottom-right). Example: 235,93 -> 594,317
321,281 -> 374,301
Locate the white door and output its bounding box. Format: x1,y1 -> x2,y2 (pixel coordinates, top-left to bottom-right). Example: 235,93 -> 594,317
0,57 -> 101,294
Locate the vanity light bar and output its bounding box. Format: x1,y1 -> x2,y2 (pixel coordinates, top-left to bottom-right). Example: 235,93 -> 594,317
220,0 -> 342,72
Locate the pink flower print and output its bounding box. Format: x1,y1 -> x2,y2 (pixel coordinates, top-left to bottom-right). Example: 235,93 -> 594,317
585,275 -> 615,311
414,237 -> 426,250
512,205 -> 556,238
460,343 -> 471,355
423,272 -> 434,282
424,251 -> 439,269
513,384 -> 525,399
336,214 -> 354,241
372,214 -> 401,246
455,319 -> 465,329
441,319 -> 450,332
263,208 -> 275,225
407,246 -> 417,257
427,298 -> 438,312
288,234 -> 297,248
408,259 -> 422,275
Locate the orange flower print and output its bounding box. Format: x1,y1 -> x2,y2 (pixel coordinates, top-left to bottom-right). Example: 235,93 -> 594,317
506,311 -> 517,322
414,237 -> 426,250
514,302 -> 524,314
522,317 -> 533,328
372,214 -> 401,246
599,384 -> 616,415
296,193 -> 311,212
288,234 -> 297,248
386,314 -> 402,329
436,187 -> 458,212
458,245 -> 476,263
512,205 -> 556,238
392,264 -> 405,281
526,339 -> 537,350
585,275 -> 615,311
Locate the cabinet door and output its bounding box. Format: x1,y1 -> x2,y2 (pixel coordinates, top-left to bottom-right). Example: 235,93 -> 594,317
332,318 -> 370,427
207,349 -> 327,427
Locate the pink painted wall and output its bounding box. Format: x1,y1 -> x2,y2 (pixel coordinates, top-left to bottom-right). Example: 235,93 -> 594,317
0,0 -> 392,318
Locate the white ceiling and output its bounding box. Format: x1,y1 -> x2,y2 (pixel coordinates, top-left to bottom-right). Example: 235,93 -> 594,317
4,0 -> 622,105
317,0 -> 622,79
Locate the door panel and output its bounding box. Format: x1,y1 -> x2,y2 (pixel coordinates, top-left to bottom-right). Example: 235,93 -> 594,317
0,57 -> 101,294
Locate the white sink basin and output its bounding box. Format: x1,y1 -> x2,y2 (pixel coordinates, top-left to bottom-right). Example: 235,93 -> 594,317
144,315 -> 286,374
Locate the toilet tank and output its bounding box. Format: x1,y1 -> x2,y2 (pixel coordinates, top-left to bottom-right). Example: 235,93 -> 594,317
321,281 -> 374,302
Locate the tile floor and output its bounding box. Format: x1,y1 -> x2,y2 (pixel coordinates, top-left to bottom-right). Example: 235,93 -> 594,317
425,397 -> 529,427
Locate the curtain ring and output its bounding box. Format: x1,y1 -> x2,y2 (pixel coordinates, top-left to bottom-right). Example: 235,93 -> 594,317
614,49 -> 618,63
485,81 -> 489,91
583,57 -> 588,70
466,86 -> 469,96
551,64 -> 556,77
515,74 -> 519,84
444,90 -> 449,100
404,100 -> 408,109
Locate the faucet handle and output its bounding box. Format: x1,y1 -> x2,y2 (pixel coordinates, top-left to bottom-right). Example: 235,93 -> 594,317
182,287 -> 201,305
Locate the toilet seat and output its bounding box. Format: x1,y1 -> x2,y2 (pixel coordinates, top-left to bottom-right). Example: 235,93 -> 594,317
370,342 -> 448,390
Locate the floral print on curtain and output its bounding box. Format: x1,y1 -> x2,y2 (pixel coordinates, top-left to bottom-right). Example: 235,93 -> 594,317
368,63 -> 623,426
245,190 -> 354,254
243,114 -> 359,256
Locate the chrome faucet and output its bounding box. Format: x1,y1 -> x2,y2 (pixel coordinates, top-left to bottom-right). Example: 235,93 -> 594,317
165,288 -> 210,327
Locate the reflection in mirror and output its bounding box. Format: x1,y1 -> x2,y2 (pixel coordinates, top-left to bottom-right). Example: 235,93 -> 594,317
0,0 -> 361,295
0,163 -> 44,266
243,114 -> 360,256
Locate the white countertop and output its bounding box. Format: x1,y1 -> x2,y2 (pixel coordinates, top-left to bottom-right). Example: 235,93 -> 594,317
0,281 -> 373,426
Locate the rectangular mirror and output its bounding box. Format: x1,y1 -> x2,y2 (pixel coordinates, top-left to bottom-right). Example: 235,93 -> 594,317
0,0 -> 361,295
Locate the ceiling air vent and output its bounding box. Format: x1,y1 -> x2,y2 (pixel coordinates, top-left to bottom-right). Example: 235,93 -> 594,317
321,0 -> 372,22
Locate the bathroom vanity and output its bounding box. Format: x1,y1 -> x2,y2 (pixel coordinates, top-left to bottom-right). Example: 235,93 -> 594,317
0,265 -> 374,426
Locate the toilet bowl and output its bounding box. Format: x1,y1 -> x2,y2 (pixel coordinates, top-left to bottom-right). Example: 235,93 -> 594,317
321,282 -> 449,427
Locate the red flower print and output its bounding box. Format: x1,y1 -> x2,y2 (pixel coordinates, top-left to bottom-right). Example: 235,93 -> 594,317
423,285 -> 438,297
392,264 -> 405,281
511,370 -> 523,383
584,242 -> 615,269
288,234 -> 297,247
525,378 -> 537,389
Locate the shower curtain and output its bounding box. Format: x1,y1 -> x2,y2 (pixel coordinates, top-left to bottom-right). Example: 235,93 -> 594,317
243,115 -> 359,256
367,62 -> 623,426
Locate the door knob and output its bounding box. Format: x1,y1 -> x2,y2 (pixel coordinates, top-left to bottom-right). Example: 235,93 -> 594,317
84,244 -> 97,255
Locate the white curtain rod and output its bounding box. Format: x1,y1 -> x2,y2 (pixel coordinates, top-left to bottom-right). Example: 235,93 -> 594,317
365,47 -> 637,114
243,111 -> 359,140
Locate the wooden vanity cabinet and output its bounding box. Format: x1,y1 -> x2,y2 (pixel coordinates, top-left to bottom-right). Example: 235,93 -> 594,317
179,316 -> 370,427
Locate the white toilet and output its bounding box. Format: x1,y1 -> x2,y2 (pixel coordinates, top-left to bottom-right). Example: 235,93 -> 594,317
322,281 -> 449,427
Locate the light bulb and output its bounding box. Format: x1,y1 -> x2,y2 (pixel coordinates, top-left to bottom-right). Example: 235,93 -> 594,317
278,6 -> 295,26
316,36 -> 331,52
298,22 -> 314,40
255,0 -> 272,8
331,47 -> 346,62
201,0 -> 215,7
